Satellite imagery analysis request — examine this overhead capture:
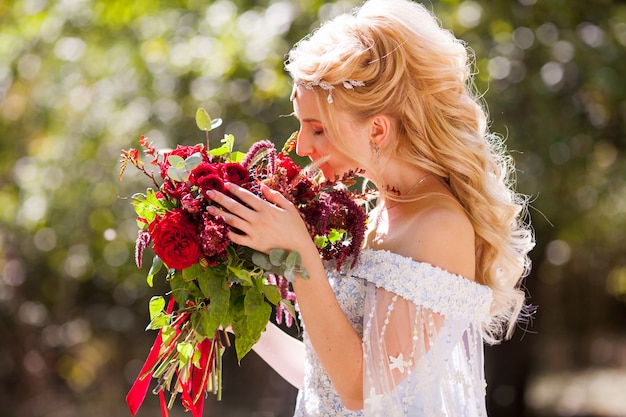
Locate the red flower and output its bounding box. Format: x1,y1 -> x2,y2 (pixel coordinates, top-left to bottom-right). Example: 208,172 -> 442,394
199,213 -> 230,266
162,180 -> 190,199
277,155 -> 300,180
149,209 -> 202,270
221,162 -> 250,186
189,162 -> 219,186
196,174 -> 226,194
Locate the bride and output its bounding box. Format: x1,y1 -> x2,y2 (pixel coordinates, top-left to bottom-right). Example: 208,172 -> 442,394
207,0 -> 534,415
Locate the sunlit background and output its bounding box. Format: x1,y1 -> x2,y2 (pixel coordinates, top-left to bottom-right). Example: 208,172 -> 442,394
1,0 -> 625,416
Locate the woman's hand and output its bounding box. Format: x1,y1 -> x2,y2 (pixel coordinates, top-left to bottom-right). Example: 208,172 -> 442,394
205,182 -> 312,255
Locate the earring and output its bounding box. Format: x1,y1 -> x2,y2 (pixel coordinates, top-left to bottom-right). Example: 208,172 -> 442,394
370,141 -> 380,165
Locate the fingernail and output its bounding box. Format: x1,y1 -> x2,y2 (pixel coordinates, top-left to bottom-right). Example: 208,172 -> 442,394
206,190 -> 215,198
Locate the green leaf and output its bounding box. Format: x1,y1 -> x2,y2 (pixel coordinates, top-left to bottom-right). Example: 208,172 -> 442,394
195,108 -> 212,132
234,286 -> 271,361
279,300 -> 299,328
146,312 -> 169,330
221,134 -> 234,152
269,249 -> 287,266
262,284 -> 281,305
184,152 -> 203,171
228,266 -> 253,285
167,155 -> 185,169
149,296 -> 166,320
314,235 -> 328,249
328,228 -> 346,243
162,325 -> 176,346
251,251 -> 272,270
230,151 -> 245,163
197,271 -> 231,337
147,256 -> 163,287
182,263 -> 203,282
177,342 -> 194,367
167,166 -> 185,182
208,145 -> 229,157
285,250 -> 301,269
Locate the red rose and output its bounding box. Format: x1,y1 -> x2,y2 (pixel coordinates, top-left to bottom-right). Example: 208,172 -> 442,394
149,209 -> 202,270
277,155 -> 301,180
221,163 -> 249,186
196,174 -> 226,194
189,162 -> 219,186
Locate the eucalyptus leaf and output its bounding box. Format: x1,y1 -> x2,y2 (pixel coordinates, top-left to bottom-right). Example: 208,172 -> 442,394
269,249 -> 287,267
167,155 -> 185,169
167,166 -> 184,182
285,250 -> 301,269
184,153 -> 203,171
251,251 -> 272,270
195,108 -> 212,132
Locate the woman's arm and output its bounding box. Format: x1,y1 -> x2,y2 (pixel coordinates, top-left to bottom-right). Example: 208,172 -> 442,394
252,322 -> 306,389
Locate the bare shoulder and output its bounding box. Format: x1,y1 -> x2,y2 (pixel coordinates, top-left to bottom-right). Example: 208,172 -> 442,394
393,194 -> 476,280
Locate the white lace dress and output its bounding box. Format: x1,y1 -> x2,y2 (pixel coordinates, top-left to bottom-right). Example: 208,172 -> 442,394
293,249 -> 493,417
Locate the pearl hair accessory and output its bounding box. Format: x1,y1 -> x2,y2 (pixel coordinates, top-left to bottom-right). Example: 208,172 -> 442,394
291,79 -> 365,103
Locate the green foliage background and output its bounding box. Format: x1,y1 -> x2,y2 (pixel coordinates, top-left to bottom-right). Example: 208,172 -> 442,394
0,0 -> 625,416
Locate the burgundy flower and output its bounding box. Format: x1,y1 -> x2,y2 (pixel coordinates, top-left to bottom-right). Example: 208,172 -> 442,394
196,174 -> 226,194
221,163 -> 250,186
181,193 -> 203,214
198,213 -> 230,266
189,163 -> 219,186
162,180 -> 190,200
289,177 -> 317,204
149,209 -> 202,270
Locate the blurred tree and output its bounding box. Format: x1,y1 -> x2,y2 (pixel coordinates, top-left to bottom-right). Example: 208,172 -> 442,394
0,0 -> 624,416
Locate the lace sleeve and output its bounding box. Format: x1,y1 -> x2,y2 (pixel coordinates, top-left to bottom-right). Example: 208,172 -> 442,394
353,250 -> 492,417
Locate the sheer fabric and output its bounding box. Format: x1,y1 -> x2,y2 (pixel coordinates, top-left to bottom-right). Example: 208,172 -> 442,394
293,249 -> 492,417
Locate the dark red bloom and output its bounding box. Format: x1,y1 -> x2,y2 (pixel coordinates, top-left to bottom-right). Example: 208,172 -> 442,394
162,180 -> 190,199
196,174 -> 226,194
189,162 -> 219,186
149,209 -> 202,270
221,162 -> 250,186
289,177 -> 317,204
198,213 -> 230,266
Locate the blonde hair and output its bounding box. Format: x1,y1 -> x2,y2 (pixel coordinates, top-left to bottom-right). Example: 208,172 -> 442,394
285,0 -> 534,341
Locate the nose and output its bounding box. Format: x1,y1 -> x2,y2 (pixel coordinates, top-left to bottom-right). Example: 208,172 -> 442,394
295,130 -> 314,158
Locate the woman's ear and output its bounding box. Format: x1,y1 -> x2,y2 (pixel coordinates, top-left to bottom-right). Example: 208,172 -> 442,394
369,114 -> 392,148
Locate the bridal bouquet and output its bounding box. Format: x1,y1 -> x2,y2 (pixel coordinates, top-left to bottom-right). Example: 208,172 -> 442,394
119,109 -> 368,417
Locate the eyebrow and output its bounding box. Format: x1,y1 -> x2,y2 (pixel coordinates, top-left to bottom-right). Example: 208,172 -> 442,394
301,118 -> 322,123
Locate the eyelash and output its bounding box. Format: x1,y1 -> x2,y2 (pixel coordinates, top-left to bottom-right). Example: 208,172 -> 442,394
313,130 -> 323,136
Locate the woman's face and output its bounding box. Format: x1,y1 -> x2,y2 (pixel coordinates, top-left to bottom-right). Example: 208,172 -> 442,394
292,85 -> 367,180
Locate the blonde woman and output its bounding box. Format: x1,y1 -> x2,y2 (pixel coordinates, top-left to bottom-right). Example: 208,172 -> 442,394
208,0 -> 534,415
